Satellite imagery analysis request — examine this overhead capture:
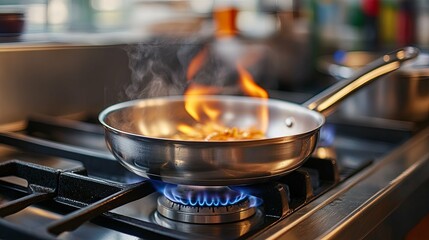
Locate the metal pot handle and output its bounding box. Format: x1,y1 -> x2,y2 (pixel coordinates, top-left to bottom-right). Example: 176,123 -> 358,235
303,46 -> 419,115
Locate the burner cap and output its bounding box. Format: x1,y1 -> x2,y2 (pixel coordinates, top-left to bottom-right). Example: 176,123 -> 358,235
157,186 -> 257,224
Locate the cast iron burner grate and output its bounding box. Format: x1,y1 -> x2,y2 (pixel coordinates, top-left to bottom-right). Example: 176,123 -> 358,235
0,115 -> 375,239
0,161 -> 207,240
157,186 -> 259,224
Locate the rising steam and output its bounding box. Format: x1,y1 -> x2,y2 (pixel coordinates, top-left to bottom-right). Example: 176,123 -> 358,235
124,39 -> 189,99
124,37 -> 274,100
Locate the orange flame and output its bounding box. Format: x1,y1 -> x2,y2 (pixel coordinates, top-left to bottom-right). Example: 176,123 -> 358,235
237,63 -> 269,132
182,48 -> 269,137
186,47 -> 208,81
184,83 -> 221,122
237,64 -> 268,99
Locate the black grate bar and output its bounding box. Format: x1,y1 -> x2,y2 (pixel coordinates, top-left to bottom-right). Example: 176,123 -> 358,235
296,169 -> 315,201
0,160 -> 59,193
0,132 -> 115,162
46,182 -> 153,235
0,132 -> 137,179
55,172 -> 125,206
281,169 -> 314,208
27,115 -> 104,135
242,182 -> 290,218
0,192 -> 55,217
303,156 -> 340,183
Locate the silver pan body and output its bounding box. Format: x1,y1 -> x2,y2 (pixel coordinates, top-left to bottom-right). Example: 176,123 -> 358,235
99,95 -> 324,186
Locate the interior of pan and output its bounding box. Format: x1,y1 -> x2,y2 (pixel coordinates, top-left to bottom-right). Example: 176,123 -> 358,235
100,95 -> 325,141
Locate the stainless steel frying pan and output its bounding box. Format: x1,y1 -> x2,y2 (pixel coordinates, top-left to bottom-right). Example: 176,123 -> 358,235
99,47 -> 418,186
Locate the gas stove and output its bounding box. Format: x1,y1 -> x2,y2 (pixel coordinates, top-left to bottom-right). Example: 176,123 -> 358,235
0,113 -> 428,239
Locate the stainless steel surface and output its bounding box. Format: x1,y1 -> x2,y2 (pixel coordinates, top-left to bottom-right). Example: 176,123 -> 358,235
0,146 -> 84,171
253,125 -> 429,240
2,205 -> 136,240
304,46 -> 419,115
0,45 -> 130,124
343,53 -> 429,122
321,50 -> 429,122
157,196 -> 256,224
99,47 -> 418,186
101,95 -> 323,186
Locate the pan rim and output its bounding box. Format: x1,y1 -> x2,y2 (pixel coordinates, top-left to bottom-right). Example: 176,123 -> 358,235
98,95 -> 325,144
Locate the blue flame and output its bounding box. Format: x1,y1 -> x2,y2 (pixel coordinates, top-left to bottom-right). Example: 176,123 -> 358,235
163,185 -> 247,207
319,124 -> 335,147
151,181 -> 263,207
248,196 -> 263,207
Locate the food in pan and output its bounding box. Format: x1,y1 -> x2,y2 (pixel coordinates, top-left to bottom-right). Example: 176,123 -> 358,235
173,123 -> 265,141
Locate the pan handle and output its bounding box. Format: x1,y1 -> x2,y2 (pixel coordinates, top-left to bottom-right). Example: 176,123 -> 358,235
303,46 -> 419,115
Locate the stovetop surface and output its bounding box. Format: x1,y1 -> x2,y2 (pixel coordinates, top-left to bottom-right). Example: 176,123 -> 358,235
0,113 -> 417,239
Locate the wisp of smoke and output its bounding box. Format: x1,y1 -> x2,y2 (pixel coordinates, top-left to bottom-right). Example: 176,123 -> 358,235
123,36 -> 273,100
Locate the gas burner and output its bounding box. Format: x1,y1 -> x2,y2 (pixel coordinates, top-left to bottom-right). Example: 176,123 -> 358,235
157,185 -> 258,224
153,208 -> 265,238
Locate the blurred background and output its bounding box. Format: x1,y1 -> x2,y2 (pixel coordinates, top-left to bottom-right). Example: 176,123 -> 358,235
2,0 -> 427,46
0,0 -> 428,123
